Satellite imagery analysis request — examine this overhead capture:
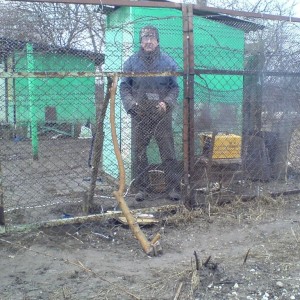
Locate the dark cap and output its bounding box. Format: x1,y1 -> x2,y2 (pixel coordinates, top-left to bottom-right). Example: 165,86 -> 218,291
139,26 -> 159,42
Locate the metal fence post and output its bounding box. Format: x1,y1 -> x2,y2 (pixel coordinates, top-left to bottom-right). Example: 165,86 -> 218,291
0,159 -> 5,228
182,4 -> 195,208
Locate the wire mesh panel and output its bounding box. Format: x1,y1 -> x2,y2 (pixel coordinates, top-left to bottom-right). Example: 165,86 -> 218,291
0,3 -> 108,227
105,7 -> 184,202
0,45 -> 108,225
0,3 -> 186,229
191,14 -> 300,206
1,1 -> 300,230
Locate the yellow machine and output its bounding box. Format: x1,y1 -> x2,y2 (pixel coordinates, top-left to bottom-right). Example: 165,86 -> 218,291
200,133 -> 242,159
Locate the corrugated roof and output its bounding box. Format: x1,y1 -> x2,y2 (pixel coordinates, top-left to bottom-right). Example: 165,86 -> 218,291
0,37 -> 104,65
103,0 -> 264,33
202,14 -> 264,33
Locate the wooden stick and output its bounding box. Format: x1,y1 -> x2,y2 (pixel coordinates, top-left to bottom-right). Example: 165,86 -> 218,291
243,248 -> 251,265
173,282 -> 183,300
150,233 -> 161,245
85,77 -> 113,213
193,250 -> 199,270
4,204 -> 182,234
110,74 -> 158,256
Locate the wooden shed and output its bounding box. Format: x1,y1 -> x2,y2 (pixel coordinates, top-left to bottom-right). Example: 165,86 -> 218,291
103,6 -> 262,182
0,38 -> 104,138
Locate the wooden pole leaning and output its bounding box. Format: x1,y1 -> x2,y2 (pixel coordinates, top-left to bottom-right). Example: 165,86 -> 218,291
109,74 -> 161,256
84,77 -> 113,213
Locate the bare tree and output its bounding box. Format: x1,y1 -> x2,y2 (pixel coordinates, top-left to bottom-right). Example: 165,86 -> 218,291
0,1 -> 105,52
207,0 -> 298,15
207,0 -> 300,74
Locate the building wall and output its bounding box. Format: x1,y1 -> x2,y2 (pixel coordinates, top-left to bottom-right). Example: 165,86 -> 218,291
7,50 -> 96,130
193,16 -> 244,135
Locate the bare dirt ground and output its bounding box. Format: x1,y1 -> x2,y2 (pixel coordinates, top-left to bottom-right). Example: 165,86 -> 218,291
1,194 -> 300,300
1,137 -> 300,300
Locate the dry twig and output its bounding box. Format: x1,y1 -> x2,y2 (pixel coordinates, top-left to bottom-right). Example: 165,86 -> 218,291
243,248 -> 251,265
173,282 -> 183,300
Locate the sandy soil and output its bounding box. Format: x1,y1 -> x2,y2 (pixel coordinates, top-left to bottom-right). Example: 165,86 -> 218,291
1,194 -> 300,300
1,135 -> 300,300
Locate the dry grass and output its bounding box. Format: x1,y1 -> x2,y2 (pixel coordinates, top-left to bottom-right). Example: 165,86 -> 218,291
1,194 -> 299,300
162,193 -> 286,228
215,194 -> 286,221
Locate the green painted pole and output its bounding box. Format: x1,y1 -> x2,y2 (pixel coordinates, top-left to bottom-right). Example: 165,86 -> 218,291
27,43 -> 39,160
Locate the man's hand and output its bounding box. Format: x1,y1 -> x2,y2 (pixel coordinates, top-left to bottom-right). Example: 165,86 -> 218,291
156,101 -> 167,113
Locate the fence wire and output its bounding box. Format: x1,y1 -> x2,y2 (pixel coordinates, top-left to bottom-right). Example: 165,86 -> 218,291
0,2 -> 300,231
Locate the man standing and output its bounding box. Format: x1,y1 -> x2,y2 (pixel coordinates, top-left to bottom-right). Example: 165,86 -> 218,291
120,25 -> 181,202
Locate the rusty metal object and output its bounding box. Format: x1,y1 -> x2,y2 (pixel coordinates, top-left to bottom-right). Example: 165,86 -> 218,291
182,4 -> 195,209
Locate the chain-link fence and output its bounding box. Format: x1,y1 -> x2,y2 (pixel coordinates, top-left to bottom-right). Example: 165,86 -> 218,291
1,1 -> 300,232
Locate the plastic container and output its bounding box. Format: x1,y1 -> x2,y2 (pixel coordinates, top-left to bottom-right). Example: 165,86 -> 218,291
200,133 -> 242,159
148,170 -> 166,193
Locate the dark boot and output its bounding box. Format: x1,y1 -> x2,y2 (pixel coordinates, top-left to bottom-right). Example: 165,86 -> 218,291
135,191 -> 148,202
168,189 -> 181,201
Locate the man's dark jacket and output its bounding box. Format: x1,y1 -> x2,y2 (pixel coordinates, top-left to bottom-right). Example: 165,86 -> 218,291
120,48 -> 179,113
